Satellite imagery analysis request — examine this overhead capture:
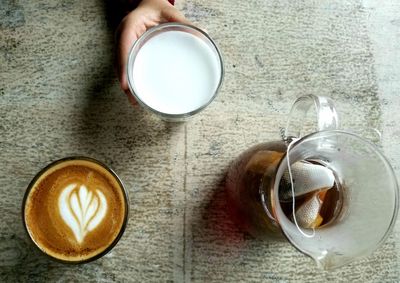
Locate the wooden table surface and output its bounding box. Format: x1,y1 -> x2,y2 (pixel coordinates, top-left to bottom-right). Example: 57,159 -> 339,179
1,0 -> 400,282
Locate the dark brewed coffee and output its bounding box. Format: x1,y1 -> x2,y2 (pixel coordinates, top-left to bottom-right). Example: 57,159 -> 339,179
226,142 -> 343,238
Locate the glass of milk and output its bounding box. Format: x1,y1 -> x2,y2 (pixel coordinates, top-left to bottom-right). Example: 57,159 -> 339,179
127,23 -> 224,121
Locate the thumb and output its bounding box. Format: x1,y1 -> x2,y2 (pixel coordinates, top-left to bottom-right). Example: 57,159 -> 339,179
161,6 -> 191,25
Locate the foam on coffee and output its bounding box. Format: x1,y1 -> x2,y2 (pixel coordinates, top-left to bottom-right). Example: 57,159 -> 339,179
24,158 -> 127,262
58,183 -> 108,243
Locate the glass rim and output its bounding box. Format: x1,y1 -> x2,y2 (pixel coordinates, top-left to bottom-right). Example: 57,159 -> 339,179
126,22 -> 225,119
21,156 -> 130,264
272,130 -> 399,262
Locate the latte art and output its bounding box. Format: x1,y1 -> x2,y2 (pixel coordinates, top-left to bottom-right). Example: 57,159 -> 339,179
23,158 -> 127,262
59,184 -> 107,243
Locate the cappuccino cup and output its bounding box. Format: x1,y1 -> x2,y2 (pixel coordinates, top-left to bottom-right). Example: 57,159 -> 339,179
22,157 -> 129,263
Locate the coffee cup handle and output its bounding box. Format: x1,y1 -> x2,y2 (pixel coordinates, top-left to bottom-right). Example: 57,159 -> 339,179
283,95 -> 339,141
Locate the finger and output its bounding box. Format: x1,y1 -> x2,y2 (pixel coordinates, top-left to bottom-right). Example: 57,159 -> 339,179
161,6 -> 191,25
125,89 -> 139,106
116,13 -> 146,94
116,23 -> 136,93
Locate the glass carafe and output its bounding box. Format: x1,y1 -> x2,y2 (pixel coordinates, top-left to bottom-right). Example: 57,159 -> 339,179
226,95 -> 399,269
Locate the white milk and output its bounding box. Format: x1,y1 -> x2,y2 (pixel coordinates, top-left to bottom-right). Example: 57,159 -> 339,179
131,30 -> 222,115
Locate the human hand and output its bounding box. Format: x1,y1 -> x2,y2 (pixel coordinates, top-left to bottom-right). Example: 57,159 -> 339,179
116,0 -> 190,105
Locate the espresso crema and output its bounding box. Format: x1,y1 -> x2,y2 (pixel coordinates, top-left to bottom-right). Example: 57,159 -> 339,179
23,158 -> 127,262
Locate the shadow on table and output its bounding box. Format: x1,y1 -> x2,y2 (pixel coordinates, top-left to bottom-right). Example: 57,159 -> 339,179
199,175 -> 249,244
0,233 -> 66,281
190,172 -> 285,258
182,173 -> 290,279
74,0 -> 184,167
195,174 -> 255,247
0,232 -> 122,281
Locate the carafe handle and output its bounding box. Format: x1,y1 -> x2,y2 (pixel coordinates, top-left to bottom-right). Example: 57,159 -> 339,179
284,95 -> 339,141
